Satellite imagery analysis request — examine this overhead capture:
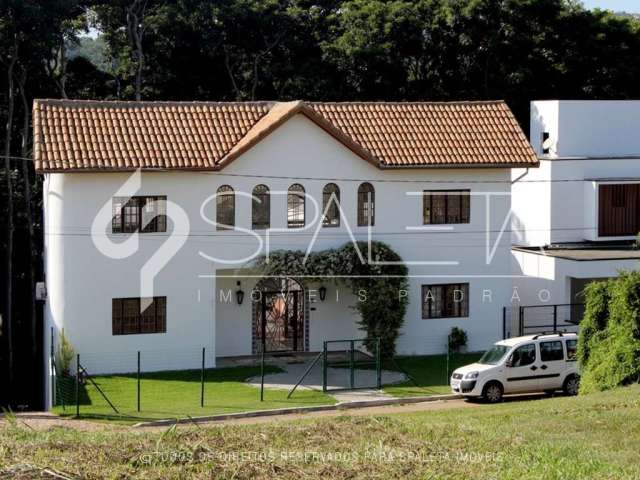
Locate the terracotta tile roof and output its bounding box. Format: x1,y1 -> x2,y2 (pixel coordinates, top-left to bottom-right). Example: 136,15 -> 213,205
33,99 -> 537,172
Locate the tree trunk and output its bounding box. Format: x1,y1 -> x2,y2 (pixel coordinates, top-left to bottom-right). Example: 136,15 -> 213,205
17,67 -> 37,361
58,36 -> 68,99
126,0 -> 146,101
3,42 -> 17,386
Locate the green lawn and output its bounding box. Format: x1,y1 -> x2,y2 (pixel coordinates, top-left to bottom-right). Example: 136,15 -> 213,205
3,385 -> 639,478
383,352 -> 483,396
53,365 -> 335,423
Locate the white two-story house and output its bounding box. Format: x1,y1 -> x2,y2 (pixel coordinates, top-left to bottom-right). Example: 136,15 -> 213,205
36,99 -> 537,381
512,100 -> 640,329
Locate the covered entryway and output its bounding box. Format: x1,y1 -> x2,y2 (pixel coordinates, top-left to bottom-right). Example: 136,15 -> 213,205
253,278 -> 307,353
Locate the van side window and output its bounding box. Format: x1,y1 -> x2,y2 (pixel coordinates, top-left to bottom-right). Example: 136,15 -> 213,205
565,339 -> 577,361
540,341 -> 564,362
510,344 -> 536,367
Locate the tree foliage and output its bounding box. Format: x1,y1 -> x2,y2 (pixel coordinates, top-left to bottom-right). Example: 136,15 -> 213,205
253,242 -> 409,358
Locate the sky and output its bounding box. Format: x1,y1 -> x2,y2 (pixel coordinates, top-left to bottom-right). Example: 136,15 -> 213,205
581,0 -> 640,12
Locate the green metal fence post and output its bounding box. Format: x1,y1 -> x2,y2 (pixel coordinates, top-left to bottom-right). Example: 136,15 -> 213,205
376,338 -> 381,389
349,340 -> 355,389
446,335 -> 450,383
200,347 -> 205,407
322,341 -> 328,392
75,354 -> 80,417
50,327 -> 55,407
137,351 -> 141,412
260,348 -> 266,401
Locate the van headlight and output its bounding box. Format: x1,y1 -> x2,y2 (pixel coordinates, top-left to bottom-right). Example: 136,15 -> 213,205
465,371 -> 479,379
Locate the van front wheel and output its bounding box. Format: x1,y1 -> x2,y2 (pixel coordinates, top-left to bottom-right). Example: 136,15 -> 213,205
482,381 -> 503,403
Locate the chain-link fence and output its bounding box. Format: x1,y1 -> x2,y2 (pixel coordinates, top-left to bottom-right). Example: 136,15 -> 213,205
49,335 -> 483,422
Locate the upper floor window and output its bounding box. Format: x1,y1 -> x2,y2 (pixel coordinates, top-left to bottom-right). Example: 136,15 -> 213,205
287,184 -> 305,228
323,183 -> 340,227
112,196 -> 166,233
423,190 -> 470,225
252,184 -> 270,230
357,182 -> 375,226
216,185 -> 235,230
422,283 -> 469,319
598,184 -> 639,236
112,296 -> 166,335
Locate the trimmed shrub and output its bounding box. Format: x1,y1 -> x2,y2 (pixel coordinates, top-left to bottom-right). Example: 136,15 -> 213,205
448,327 -> 468,353
56,328 -> 75,377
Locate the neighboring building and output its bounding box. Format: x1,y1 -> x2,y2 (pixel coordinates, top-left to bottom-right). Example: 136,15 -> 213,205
512,100 -> 640,329
36,99 -> 536,395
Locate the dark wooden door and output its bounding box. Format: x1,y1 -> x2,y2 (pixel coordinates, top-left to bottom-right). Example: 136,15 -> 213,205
598,184 -> 640,237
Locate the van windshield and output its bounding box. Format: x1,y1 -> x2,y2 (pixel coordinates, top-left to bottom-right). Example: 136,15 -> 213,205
478,345 -> 510,365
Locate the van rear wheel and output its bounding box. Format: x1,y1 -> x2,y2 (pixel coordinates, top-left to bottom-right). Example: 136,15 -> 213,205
563,375 -> 580,396
482,382 -> 503,403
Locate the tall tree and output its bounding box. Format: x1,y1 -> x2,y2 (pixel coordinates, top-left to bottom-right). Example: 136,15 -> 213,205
1,11 -> 18,385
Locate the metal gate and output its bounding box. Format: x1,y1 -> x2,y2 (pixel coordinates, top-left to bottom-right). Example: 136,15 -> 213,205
504,304 -> 584,337
255,290 -> 304,353
321,338 -> 381,392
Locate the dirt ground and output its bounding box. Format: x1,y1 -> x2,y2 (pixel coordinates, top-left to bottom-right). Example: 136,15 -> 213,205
2,397 -> 482,432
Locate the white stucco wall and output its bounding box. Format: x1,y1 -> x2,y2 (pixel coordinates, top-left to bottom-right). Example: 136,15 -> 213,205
512,158 -> 640,245
530,100 -> 640,158
512,249 -> 640,304
512,100 -> 640,247
44,113 -> 514,382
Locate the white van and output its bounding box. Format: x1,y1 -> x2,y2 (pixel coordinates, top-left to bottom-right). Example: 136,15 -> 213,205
450,332 -> 579,403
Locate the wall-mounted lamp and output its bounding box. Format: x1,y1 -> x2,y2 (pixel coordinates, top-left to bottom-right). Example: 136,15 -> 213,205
236,281 -> 244,305
319,285 -> 327,302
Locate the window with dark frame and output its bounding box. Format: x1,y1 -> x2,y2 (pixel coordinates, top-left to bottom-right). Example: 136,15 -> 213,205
322,183 -> 340,227
216,185 -> 235,230
421,283 -> 469,319
565,339 -> 577,361
112,196 -> 166,233
287,184 -> 305,228
252,184 -> 270,230
112,297 -> 166,335
540,340 -> 564,362
357,182 -> 375,226
423,190 -> 470,225
510,343 -> 536,367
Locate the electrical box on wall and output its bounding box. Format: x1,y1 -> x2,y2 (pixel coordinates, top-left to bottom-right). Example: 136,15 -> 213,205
36,282 -> 47,301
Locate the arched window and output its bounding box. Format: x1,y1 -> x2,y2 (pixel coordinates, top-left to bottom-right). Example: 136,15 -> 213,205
322,183 -> 340,227
216,185 -> 235,230
252,184 -> 270,230
357,182 -> 375,226
287,184 -> 305,228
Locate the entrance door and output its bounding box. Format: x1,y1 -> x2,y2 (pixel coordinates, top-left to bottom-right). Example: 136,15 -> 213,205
256,290 -> 304,352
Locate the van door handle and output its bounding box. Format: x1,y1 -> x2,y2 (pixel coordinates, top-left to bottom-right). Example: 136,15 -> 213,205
540,365 -> 548,370
530,365 -> 538,371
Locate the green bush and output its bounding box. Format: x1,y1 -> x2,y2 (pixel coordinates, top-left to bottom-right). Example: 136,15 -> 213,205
579,270 -> 640,394
56,329 -> 75,377
448,327 -> 468,353
577,280 -> 612,366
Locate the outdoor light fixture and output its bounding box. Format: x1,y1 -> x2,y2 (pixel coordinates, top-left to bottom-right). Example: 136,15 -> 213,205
236,281 -> 244,305
319,285 -> 327,302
